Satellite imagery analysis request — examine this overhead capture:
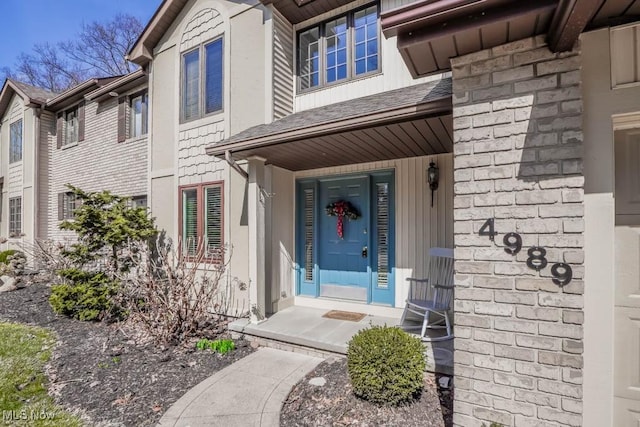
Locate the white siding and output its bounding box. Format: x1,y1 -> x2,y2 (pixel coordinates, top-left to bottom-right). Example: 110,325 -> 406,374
269,153 -> 454,309
611,23 -> 640,88
292,0 -> 449,112
272,9 -> 294,119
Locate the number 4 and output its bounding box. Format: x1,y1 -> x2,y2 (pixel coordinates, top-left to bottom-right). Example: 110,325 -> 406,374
479,218 -> 498,241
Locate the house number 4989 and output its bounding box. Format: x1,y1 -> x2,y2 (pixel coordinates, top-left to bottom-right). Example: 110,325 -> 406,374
478,218 -> 572,286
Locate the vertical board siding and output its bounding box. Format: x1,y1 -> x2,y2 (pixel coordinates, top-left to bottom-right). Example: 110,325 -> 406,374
611,23 -> 640,87
381,0 -> 423,12
273,9 -> 294,119
293,153 -> 454,307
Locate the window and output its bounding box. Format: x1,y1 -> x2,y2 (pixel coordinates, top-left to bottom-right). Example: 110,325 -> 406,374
130,195 -> 147,209
297,4 -> 379,91
57,103 -> 84,148
65,108 -> 78,145
180,182 -> 223,259
9,119 -> 22,163
130,92 -> 148,138
58,192 -> 78,220
181,38 -> 224,122
9,197 -> 21,237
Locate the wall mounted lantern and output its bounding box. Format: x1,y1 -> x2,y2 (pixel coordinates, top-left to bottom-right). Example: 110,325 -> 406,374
427,161 -> 439,207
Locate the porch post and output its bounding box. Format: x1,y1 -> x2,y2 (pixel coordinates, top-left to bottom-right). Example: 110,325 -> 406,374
247,156 -> 267,323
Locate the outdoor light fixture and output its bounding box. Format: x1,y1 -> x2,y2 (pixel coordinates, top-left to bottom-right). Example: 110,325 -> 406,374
427,161 -> 439,207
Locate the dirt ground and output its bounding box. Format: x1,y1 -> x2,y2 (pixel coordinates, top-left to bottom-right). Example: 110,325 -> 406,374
281,356 -> 453,427
0,284 -> 253,426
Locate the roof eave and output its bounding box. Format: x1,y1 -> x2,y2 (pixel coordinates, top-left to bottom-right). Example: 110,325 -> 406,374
46,79 -> 100,109
85,70 -> 148,101
206,96 -> 452,157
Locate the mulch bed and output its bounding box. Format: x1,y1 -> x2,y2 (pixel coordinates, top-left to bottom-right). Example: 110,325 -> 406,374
0,284 -> 253,427
281,357 -> 453,427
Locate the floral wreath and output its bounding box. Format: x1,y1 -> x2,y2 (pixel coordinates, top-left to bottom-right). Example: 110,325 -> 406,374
325,200 -> 360,239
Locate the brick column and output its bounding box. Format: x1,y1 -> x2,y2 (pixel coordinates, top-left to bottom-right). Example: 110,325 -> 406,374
451,36 -> 584,427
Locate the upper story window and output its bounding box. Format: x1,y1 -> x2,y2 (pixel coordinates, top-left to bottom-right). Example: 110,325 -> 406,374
182,38 -> 224,122
298,4 -> 379,92
9,119 -> 22,163
65,108 -> 79,145
56,102 -> 85,148
130,91 -> 148,138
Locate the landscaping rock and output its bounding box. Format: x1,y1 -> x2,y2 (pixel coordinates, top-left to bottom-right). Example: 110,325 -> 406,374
308,377 -> 326,387
0,278 -> 17,293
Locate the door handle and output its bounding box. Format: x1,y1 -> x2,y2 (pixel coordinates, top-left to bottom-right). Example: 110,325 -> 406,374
362,246 -> 368,258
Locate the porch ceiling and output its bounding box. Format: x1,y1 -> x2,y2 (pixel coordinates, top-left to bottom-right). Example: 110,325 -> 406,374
384,0 -> 640,77
260,0 -> 358,24
207,78 -> 453,171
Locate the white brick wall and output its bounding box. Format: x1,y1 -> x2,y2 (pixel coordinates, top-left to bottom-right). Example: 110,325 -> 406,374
451,36 -> 584,427
40,89 -> 148,241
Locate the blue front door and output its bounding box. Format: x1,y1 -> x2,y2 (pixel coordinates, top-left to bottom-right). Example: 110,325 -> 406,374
319,177 -> 370,301
296,172 -> 395,306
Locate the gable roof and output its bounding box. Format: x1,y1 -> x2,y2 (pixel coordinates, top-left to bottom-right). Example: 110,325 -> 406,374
128,0 -> 189,65
0,79 -> 58,120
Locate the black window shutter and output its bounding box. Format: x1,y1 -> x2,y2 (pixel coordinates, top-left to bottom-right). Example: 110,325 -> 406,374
56,113 -> 63,149
58,193 -> 64,220
77,102 -> 85,142
117,97 -> 126,143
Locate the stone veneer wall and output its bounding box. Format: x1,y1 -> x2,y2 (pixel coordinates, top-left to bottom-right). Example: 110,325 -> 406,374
451,36 -> 585,427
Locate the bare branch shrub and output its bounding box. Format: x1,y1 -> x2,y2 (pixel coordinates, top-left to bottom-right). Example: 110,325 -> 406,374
17,239 -> 77,284
118,235 -> 247,344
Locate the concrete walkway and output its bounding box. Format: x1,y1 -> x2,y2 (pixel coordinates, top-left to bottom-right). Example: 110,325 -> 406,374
158,348 -> 324,427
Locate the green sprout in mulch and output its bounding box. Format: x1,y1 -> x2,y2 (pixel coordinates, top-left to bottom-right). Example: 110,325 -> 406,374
195,338 -> 235,354
0,322 -> 82,426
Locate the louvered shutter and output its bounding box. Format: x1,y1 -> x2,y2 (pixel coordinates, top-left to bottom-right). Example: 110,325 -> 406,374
376,183 -> 390,288
182,189 -> 198,255
56,113 -> 63,149
117,97 -> 126,142
58,193 -> 64,220
304,188 -> 314,281
77,102 -> 85,142
204,185 -> 222,256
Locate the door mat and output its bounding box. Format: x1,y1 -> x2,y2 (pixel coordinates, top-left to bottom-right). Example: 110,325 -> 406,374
322,310 -> 367,322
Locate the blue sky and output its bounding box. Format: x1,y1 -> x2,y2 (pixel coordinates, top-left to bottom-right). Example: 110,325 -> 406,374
0,0 -> 162,70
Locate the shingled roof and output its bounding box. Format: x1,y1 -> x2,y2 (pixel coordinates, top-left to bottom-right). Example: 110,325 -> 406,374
211,77 -> 452,151
9,79 -> 58,103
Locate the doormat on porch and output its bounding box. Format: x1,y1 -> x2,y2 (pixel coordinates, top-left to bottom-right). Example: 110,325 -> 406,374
322,310 -> 367,322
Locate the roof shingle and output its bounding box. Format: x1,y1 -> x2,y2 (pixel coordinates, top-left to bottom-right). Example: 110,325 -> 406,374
219,77 -> 452,146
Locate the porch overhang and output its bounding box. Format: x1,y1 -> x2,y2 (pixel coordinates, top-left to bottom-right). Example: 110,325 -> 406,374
383,0 -> 640,77
206,78 -> 453,171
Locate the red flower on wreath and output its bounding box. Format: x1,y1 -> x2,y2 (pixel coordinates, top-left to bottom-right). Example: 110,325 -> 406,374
325,200 -> 360,239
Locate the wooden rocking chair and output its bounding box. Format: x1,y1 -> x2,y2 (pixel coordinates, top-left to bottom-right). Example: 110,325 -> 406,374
401,247 -> 454,342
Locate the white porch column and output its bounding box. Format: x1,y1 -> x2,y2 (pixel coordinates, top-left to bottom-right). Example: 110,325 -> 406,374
247,156 -> 267,323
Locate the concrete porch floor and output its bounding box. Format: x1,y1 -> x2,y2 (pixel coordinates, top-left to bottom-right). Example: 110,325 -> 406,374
228,305 -> 453,375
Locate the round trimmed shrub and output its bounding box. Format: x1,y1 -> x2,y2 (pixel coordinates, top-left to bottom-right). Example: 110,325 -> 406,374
347,325 -> 425,405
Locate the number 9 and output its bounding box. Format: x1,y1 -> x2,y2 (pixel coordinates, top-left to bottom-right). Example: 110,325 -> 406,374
551,263 -> 573,286
503,232 -> 522,255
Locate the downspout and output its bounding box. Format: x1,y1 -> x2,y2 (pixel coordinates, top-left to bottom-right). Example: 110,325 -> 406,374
225,150 -> 249,179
